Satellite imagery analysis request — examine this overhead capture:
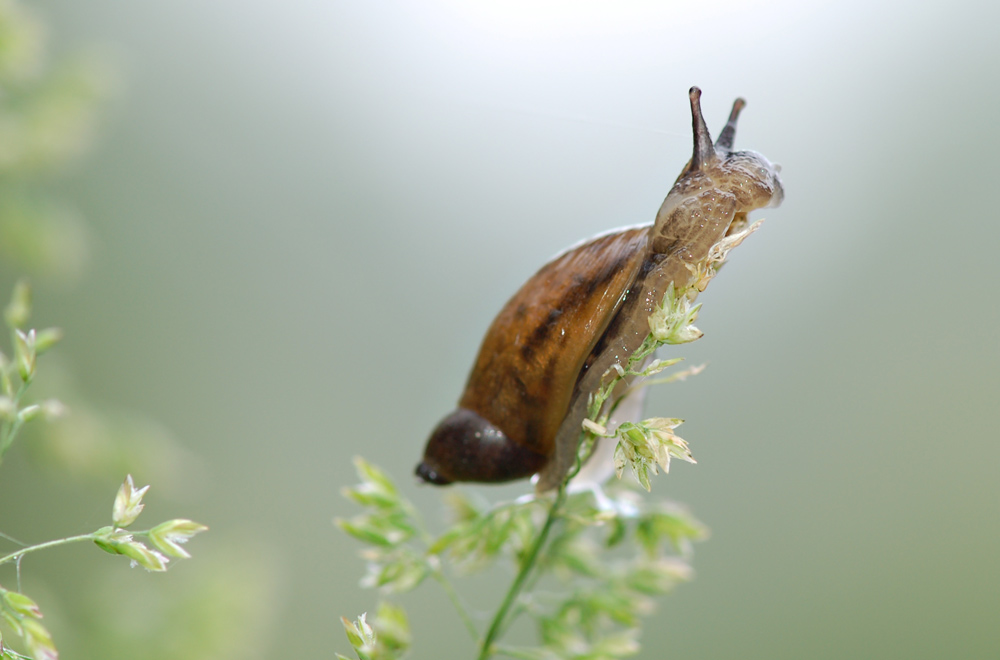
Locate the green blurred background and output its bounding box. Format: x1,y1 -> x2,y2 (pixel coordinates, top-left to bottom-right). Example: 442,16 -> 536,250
1,0 -> 998,657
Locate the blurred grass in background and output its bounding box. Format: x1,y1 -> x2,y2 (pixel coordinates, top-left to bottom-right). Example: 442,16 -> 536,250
0,0 -> 99,282
0,2 -> 276,658
2,0 -> 999,658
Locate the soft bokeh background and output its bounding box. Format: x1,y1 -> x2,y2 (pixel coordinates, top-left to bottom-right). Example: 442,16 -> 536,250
2,0 -> 998,657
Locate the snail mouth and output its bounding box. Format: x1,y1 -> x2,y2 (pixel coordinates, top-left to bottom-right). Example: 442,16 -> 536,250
415,461 -> 453,485
769,178 -> 785,208
724,211 -> 750,238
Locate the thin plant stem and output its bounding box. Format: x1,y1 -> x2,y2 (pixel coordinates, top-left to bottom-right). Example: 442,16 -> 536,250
401,497 -> 481,642
0,533 -> 96,566
476,484 -> 567,660
431,568 -> 480,642
0,380 -> 30,464
0,530 -> 26,546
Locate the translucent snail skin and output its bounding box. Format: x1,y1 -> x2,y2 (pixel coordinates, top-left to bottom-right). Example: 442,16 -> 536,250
417,87 -> 784,491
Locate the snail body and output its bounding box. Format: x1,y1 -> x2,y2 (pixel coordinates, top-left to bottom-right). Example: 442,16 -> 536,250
417,87 -> 784,491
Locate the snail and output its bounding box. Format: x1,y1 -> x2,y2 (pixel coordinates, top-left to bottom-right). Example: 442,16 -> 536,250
416,87 -> 784,491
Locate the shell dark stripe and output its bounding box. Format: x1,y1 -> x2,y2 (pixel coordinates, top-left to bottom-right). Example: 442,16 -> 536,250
458,226 -> 649,457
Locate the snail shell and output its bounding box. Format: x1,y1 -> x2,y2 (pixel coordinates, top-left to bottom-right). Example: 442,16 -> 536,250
417,87 -> 784,491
